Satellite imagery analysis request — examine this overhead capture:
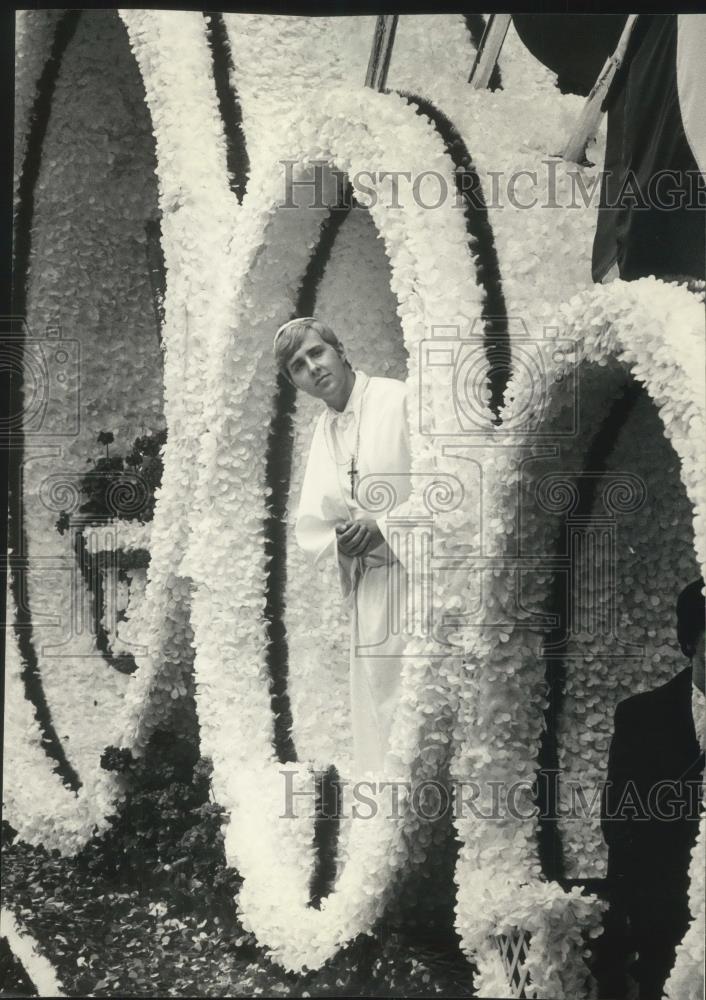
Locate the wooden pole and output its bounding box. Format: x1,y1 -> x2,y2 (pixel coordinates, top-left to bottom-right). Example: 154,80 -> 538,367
468,14 -> 512,89
365,15 -> 399,91
562,14 -> 639,164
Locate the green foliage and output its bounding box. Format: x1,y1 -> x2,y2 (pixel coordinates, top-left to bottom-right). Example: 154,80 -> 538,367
2,728 -> 473,995
2,795 -> 473,997
1,833 -> 255,998
2,828 -> 474,997
55,427 -> 167,533
99,745 -> 134,772
123,428 -> 169,522
0,934 -> 38,996
83,729 -> 241,923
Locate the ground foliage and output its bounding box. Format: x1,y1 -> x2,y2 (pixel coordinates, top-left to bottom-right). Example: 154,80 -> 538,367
1,834 -> 474,998
0,934 -> 39,996
89,727 -> 240,923
1,723 -> 474,997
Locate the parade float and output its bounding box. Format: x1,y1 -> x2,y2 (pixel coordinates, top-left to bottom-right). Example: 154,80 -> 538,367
4,10 -> 704,999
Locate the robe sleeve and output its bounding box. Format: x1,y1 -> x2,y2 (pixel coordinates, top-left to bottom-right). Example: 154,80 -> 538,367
373,384 -> 414,571
294,415 -> 358,603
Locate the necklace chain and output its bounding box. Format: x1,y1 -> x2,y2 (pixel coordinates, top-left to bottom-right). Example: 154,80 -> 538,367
324,377 -> 369,499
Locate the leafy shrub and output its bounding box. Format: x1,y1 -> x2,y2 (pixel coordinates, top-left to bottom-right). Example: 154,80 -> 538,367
82,729 -> 241,924
56,427 -> 167,533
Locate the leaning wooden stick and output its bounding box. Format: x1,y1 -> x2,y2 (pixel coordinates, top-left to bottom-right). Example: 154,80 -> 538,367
468,14 -> 512,89
365,15 -> 399,92
562,14 -> 639,164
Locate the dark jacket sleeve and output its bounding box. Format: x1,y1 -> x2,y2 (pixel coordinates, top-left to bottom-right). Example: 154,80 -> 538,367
602,699 -> 636,879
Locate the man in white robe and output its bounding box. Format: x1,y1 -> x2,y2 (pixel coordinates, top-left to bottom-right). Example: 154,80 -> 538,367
274,317 -> 411,776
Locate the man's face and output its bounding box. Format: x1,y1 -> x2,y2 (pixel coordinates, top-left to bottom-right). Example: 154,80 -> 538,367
286,329 -> 349,403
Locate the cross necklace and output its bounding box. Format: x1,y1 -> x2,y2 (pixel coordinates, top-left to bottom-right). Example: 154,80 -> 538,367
325,379 -> 369,500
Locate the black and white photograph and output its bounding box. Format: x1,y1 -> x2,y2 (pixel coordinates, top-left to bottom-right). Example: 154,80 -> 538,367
1,7 -> 705,999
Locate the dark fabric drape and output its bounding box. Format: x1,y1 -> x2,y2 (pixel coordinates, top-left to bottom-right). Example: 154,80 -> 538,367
592,15 -> 706,283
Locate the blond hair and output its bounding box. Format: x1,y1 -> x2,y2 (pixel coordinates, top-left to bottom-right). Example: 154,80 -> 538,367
273,317 -> 350,382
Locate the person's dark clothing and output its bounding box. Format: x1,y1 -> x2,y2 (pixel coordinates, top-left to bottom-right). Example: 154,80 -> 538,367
592,15 -> 706,284
601,666 -> 704,1000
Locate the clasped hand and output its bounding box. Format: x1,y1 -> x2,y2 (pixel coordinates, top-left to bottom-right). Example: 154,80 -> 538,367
336,518 -> 384,558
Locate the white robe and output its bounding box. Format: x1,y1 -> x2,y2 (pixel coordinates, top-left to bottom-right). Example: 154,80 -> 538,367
295,370 -> 411,776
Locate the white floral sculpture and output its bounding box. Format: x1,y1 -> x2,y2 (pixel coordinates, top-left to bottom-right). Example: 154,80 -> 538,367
453,277 -> 704,998
6,11 -> 703,998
